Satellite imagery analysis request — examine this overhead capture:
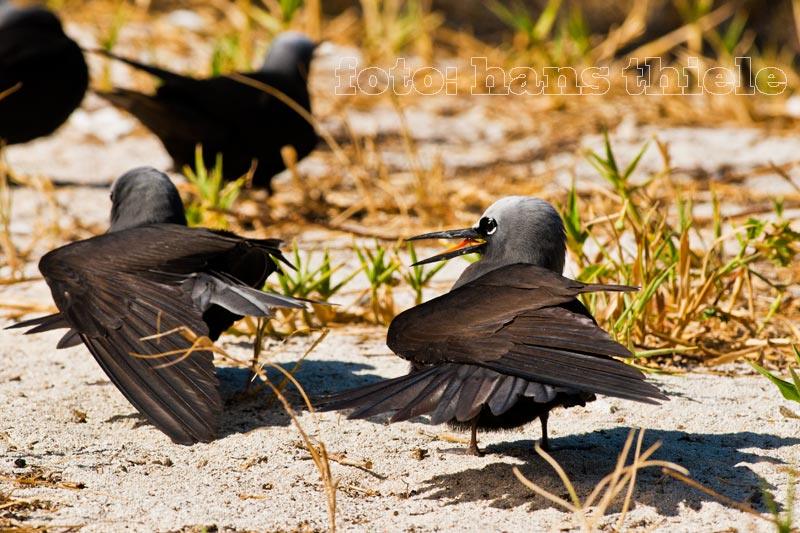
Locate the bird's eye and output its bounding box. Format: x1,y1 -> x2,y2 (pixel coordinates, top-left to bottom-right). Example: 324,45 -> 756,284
478,217 -> 497,236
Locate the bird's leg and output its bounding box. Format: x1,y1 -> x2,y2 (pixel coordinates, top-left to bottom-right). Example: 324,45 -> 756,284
466,417 -> 483,456
539,412 -> 550,452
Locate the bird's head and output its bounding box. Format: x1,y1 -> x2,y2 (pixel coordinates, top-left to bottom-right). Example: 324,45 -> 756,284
260,31 -> 318,81
409,196 -> 567,274
108,167 -> 187,232
0,5 -> 64,34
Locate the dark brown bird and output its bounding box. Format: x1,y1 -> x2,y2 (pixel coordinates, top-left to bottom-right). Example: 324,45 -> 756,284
96,32 -> 317,191
7,167 -> 308,444
318,196 -> 666,455
0,2 -> 88,144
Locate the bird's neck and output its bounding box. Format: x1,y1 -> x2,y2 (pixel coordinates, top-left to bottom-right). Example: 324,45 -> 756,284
451,253 -> 565,290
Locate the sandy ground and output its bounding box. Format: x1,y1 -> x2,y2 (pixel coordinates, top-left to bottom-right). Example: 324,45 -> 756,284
1,322 -> 799,533
2,42 -> 800,533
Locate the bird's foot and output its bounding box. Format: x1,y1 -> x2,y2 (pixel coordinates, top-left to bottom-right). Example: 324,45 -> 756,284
466,444 -> 484,457
466,418 -> 483,456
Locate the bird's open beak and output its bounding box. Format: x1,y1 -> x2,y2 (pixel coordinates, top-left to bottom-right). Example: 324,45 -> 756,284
407,227 -> 486,266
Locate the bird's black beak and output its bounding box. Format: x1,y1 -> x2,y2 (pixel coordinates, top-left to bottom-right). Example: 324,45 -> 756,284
407,227 -> 486,266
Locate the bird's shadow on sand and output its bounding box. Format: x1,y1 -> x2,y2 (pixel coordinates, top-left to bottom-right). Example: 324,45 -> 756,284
417,427 -> 800,516
214,358 -> 798,518
214,358 -> 383,438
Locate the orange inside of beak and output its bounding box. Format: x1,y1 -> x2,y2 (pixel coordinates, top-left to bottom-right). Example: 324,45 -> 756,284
443,238 -> 483,254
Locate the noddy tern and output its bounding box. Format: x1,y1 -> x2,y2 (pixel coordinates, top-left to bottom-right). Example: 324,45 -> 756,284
96,32 -> 318,191
0,3 -> 88,144
318,196 -> 666,455
8,167 -> 309,444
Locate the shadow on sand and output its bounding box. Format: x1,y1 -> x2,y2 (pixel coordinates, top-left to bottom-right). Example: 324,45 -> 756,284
215,358 -> 384,438
217,358 -> 798,519
416,427 -> 799,516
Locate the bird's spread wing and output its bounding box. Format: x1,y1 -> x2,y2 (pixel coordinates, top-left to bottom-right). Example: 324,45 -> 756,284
14,224 -> 304,444
31,229 -> 223,444
386,263 -> 665,403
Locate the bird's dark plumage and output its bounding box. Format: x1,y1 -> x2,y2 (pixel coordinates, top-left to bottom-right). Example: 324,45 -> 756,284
96,32 -> 318,191
8,167 -> 307,444
318,196 -> 666,455
0,3 -> 88,144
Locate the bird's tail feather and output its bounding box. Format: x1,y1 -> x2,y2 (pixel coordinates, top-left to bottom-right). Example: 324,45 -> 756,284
316,366 -> 445,420
94,50 -> 190,84
315,364 -> 581,424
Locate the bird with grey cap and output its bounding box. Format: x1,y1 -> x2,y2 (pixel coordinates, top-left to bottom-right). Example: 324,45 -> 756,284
0,1 -> 88,144
8,167 -> 312,444
318,196 -> 666,455
95,32 -> 318,191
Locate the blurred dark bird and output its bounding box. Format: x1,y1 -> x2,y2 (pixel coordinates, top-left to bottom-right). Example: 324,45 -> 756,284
96,32 -> 318,191
318,196 -> 666,455
8,167 -> 308,444
0,2 -> 88,144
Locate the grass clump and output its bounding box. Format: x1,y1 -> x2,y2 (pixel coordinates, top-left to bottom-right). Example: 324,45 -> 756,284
354,240 -> 400,325
559,131 -> 798,369
272,242 -> 361,330
183,146 -> 245,229
400,241 -> 447,305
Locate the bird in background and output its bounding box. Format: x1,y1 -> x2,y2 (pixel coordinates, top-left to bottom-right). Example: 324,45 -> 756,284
96,32 -> 318,191
318,196 -> 667,455
8,167 -> 311,444
0,2 -> 88,144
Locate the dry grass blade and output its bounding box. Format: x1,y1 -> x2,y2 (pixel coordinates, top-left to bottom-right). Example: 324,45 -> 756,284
326,452 -> 373,470
262,328 -> 330,406
533,441 -> 584,513
663,468 -> 778,525
0,471 -> 84,492
794,0 -> 800,58
616,427 -> 645,530
512,466 -> 580,513
259,363 -> 337,533
0,82 -> 21,101
156,323 -> 338,532
513,429 -> 689,532
415,429 -> 471,444
591,0 -> 648,61
131,326 -> 218,369
627,2 -> 737,60
0,153 -> 22,278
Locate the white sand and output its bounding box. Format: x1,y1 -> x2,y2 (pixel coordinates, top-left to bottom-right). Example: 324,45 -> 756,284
1,321 -> 799,532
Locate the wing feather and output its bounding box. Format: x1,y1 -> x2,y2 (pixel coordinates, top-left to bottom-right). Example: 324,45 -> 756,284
10,224 -> 303,444
387,263 -> 665,404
